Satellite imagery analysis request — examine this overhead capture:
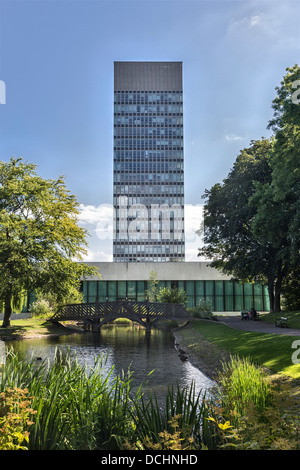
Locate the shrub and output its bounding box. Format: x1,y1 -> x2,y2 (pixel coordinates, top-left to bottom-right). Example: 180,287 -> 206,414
188,299 -> 213,319
29,299 -> 53,317
0,387 -> 36,450
157,287 -> 187,305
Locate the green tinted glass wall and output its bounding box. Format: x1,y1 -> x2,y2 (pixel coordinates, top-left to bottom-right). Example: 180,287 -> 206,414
108,281 -> 117,301
215,281 -> 224,311
82,279 -> 268,312
244,283 -> 254,310
254,284 -> 264,311
234,282 -> 244,311
205,281 -> 214,310
127,281 -> 136,299
99,281 -> 107,301
117,281 -> 126,299
88,281 -> 98,303
186,281 -> 195,307
225,281 -> 234,311
195,281 -> 205,307
137,281 -> 146,301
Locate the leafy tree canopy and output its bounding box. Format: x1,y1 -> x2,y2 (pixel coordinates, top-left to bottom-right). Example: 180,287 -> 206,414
0,157 -> 98,326
199,65 -> 300,312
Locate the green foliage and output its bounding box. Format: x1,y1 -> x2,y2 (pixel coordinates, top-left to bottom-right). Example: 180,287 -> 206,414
1,347 -> 298,450
199,138 -> 274,285
281,267 -> 300,311
0,387 -> 36,450
146,270 -> 159,302
0,291 -> 27,314
29,299 -> 53,317
0,157 -> 98,327
0,350 -> 220,450
135,414 -> 197,450
0,350 -> 138,450
129,383 -> 220,450
29,288 -> 84,317
199,65 -> 300,312
216,356 -> 299,450
146,272 -> 187,306
188,298 -> 213,319
217,356 -> 274,421
157,287 -> 186,305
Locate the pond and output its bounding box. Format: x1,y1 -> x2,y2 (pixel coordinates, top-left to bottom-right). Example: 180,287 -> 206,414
7,325 -> 215,403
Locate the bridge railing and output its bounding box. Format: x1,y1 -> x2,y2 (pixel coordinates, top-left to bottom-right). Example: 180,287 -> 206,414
51,300 -> 190,323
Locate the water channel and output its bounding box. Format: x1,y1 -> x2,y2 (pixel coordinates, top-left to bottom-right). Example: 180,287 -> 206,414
7,325 -> 215,403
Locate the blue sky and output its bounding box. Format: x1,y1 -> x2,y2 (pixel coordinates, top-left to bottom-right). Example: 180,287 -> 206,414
0,0 -> 299,261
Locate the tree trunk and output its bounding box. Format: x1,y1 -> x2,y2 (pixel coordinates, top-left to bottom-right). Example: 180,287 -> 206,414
1,292 -> 12,328
268,280 -> 275,312
273,271 -> 284,313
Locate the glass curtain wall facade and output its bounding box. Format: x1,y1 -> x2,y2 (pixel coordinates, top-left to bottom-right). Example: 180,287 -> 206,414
113,62 -> 185,262
82,280 -> 270,312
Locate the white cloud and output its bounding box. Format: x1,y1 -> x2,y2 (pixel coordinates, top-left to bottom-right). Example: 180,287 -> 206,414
225,133 -> 243,142
78,203 -> 113,225
228,10 -> 273,36
78,203 -> 114,240
84,249 -> 113,262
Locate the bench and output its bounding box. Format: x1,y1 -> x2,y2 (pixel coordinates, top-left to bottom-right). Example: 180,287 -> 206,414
275,317 -> 288,328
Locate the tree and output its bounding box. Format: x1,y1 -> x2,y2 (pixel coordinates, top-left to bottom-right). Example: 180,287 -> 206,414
0,157 -> 98,327
250,65 -> 300,309
157,286 -> 186,305
146,270 -> 159,302
199,138 -> 278,307
199,65 -> 300,312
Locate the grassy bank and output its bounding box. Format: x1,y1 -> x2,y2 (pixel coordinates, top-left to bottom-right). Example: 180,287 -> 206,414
185,318 -> 300,379
0,318 -> 78,341
260,310 -> 300,329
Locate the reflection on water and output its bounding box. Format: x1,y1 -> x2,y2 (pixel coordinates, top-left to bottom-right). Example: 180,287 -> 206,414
8,325 -> 214,402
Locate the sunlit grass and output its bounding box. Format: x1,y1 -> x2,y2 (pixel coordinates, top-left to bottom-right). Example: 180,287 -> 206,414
191,320 -> 300,378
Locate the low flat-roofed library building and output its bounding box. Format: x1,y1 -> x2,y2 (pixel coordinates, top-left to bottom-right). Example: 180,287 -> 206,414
82,262 -> 270,312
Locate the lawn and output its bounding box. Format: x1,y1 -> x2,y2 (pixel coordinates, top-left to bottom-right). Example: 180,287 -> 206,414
260,310 -> 300,329
0,318 -> 73,340
190,318 -> 300,378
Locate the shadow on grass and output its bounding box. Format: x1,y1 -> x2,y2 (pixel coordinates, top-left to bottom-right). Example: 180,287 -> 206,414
0,320 -> 70,341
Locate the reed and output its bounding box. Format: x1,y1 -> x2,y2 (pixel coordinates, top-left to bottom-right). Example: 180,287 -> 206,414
130,383 -> 220,450
217,355 -> 274,423
1,349 -> 220,450
1,350 -> 138,449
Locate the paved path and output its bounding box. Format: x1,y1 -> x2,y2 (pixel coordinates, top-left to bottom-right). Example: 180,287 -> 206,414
215,314 -> 300,336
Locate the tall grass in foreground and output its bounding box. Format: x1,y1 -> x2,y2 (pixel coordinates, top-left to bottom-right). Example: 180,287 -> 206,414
217,356 -> 274,422
0,350 -> 140,449
0,349 -> 219,450
128,383 -> 219,450
216,356 -> 300,449
1,351 -> 297,450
